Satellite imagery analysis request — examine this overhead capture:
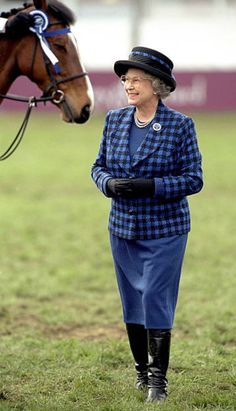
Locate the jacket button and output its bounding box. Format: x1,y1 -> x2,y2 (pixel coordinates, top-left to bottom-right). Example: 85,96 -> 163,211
128,209 -> 133,214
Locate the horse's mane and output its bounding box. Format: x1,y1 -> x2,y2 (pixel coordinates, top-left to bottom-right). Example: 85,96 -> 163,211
0,1 -> 76,25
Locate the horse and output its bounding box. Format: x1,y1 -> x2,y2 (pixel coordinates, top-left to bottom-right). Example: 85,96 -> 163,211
0,0 -> 94,124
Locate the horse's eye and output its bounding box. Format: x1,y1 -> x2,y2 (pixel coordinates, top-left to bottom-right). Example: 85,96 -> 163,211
54,43 -> 67,51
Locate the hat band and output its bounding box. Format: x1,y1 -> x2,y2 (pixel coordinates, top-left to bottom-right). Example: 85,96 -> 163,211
130,51 -> 172,74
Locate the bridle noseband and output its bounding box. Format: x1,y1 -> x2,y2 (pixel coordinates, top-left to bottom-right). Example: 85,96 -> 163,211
0,16 -> 88,161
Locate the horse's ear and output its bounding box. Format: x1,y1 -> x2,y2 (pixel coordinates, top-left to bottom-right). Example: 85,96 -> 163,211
33,0 -> 48,11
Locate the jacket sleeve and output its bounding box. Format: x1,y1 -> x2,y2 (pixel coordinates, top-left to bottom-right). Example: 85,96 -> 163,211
91,112 -> 113,197
154,117 -> 203,200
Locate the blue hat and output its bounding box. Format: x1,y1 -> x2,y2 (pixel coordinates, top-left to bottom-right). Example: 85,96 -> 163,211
114,46 -> 176,91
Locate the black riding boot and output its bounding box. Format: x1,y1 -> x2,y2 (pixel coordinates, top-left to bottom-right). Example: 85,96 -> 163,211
146,329 -> 171,402
126,323 -> 149,390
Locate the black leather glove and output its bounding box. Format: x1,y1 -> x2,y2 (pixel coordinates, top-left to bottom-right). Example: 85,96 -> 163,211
107,178 -> 155,198
5,13 -> 35,37
107,179 -> 117,197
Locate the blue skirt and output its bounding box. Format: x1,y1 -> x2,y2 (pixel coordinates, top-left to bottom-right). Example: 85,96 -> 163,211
110,233 -> 188,329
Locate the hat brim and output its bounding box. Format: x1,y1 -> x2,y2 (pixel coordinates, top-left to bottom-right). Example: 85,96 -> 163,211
114,60 -> 176,92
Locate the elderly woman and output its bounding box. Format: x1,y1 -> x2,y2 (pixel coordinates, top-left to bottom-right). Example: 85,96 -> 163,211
91,46 -> 203,403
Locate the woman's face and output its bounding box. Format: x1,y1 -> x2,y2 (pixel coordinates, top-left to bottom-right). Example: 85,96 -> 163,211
121,68 -> 157,108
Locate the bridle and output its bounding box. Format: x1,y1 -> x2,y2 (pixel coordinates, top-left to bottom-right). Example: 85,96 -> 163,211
0,19 -> 88,161
33,23 -> 88,105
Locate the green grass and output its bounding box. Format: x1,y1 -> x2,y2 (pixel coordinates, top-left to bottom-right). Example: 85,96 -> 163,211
0,111 -> 235,410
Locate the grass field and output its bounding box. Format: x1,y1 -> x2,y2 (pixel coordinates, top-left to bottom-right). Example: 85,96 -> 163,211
0,111 -> 235,411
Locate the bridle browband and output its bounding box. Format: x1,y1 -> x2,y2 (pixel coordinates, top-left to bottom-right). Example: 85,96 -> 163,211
0,18 -> 88,160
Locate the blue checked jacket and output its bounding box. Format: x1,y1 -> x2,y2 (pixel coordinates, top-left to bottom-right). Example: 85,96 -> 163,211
91,101 -> 203,240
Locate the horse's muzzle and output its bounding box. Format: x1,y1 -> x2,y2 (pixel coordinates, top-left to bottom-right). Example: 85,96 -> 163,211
75,104 -> 91,124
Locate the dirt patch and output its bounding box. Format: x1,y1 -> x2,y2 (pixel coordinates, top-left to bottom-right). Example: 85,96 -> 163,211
1,304 -> 127,341
45,323 -> 126,341
0,310 -> 126,341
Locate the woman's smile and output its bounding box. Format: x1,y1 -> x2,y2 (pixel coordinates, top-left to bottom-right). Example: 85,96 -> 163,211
124,68 -> 158,109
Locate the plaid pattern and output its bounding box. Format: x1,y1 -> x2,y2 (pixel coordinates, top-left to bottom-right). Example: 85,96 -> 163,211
91,101 -> 203,240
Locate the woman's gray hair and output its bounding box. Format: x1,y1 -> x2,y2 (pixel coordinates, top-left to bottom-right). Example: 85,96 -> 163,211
145,73 -> 172,99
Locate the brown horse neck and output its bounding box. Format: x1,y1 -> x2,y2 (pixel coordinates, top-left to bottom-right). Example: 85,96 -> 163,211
0,38 -> 19,96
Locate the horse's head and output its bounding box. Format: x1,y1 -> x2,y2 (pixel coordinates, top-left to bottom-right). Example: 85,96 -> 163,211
9,0 -> 94,123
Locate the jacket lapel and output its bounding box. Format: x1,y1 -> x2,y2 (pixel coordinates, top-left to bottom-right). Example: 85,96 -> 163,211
110,102 -> 170,173
111,106 -> 134,174
131,101 -> 168,168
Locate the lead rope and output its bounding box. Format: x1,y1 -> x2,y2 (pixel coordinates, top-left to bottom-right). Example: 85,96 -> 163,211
0,97 -> 36,161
